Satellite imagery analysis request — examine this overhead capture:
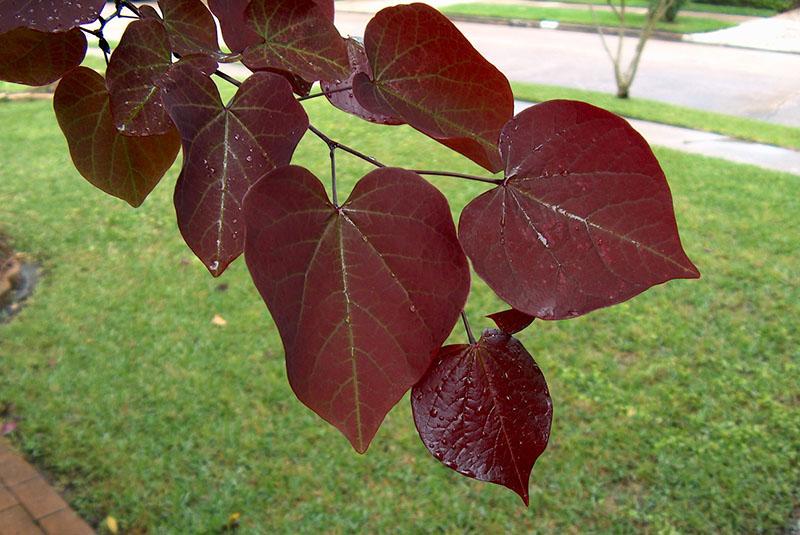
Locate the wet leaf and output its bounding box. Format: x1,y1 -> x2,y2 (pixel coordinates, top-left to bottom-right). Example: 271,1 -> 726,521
412,330 -> 552,505
322,38 -> 403,125
459,100 -> 700,320
158,64 -> 308,276
353,4 -> 513,171
486,309 -> 535,334
53,67 -> 181,207
242,0 -> 349,83
154,0 -> 219,56
106,19 -> 174,136
243,166 -> 470,452
0,27 -> 86,86
0,0 -> 105,33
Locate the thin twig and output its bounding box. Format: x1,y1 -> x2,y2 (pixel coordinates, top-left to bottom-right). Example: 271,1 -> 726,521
308,125 -> 386,168
329,147 -> 339,207
298,85 -> 353,102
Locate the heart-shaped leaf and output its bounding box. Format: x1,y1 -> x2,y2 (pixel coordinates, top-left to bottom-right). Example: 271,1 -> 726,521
0,0 -> 105,33
158,64 -> 308,276
210,0 -> 333,53
0,27 -> 86,86
412,329 -> 552,505
486,309 -> 535,334
243,166 -> 471,452
242,0 -> 349,83
106,19 -> 174,136
322,38 -> 403,125
459,100 -> 700,320
353,3 -> 513,172
154,0 -> 219,56
54,67 -> 181,207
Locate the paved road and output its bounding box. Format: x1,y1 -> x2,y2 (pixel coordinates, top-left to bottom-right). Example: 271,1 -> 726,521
335,11 -> 800,127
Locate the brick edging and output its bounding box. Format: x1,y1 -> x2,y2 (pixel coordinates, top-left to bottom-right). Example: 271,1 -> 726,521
0,439 -> 94,535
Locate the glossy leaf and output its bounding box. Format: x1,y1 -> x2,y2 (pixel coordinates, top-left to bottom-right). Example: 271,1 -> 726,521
53,67 -> 181,207
487,309 -> 535,334
158,64 -> 308,276
0,27 -> 86,86
210,0 -> 334,53
0,0 -> 105,33
156,0 -> 219,56
322,39 -> 403,125
412,330 -> 552,505
243,166 -> 470,452
242,0 -> 349,83
106,19 -> 174,136
459,100 -> 700,320
353,3 -> 513,172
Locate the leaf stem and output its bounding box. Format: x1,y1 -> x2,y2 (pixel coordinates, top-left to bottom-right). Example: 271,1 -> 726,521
308,125 -> 386,168
298,86 -> 353,102
329,146 -> 339,207
461,311 -> 477,345
412,170 -> 502,185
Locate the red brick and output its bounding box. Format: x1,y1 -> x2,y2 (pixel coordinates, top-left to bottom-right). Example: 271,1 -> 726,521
0,504 -> 43,534
39,509 -> 94,535
9,478 -> 67,520
0,457 -> 38,487
0,485 -> 18,512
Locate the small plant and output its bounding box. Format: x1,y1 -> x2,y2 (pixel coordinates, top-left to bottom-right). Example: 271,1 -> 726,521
0,0 -> 698,504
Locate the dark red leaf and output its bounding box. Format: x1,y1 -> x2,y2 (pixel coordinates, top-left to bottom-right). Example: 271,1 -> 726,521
243,166 -> 471,452
210,0 -> 334,53
106,19 -> 174,136
322,38 -> 403,125
353,4 -> 513,172
155,0 -> 219,56
459,100 -> 700,320
487,309 -> 535,334
242,0 -> 349,83
208,0 -> 262,52
412,330 -> 552,505
158,65 -> 308,276
0,27 -> 86,86
53,67 -> 181,207
0,0 -> 105,33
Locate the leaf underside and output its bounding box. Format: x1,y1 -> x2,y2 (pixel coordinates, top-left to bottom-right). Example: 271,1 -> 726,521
459,100 -> 700,320
243,166 -> 470,453
412,330 -> 553,505
486,309 -> 535,334
53,67 -> 181,207
158,63 -> 308,276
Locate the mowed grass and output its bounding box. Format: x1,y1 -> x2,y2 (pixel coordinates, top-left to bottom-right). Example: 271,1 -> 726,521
513,81 -> 800,150
443,3 -> 736,33
526,0 -> 778,17
0,94 -> 798,534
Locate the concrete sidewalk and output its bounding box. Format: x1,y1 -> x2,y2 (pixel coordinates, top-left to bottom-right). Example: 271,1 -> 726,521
685,8 -> 800,53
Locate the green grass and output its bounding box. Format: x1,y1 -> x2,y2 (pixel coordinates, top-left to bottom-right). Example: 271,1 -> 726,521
1,95 -> 799,533
443,3 -> 736,33
530,0 -> 778,17
514,81 -> 800,150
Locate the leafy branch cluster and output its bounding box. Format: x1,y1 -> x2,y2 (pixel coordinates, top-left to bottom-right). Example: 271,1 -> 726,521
0,0 -> 699,504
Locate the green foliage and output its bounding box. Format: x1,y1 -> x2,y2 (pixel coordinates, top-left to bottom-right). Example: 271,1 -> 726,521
1,97 -> 798,533
443,3 -> 736,33
513,81 -> 800,151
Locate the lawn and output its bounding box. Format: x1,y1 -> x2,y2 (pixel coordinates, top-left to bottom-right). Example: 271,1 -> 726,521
443,3 -> 736,33
513,81 -> 800,150
529,0 -> 779,17
0,93 -> 798,533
